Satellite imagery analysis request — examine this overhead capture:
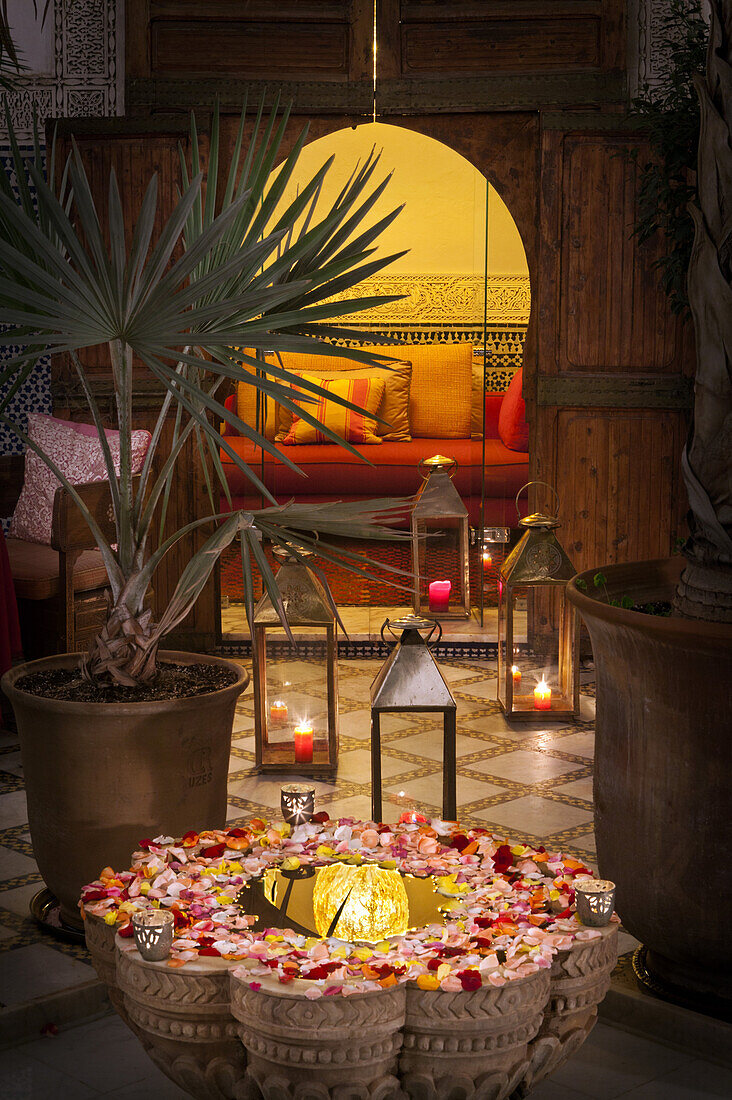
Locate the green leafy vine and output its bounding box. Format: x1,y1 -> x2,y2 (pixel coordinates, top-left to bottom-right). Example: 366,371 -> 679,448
629,0 -> 707,318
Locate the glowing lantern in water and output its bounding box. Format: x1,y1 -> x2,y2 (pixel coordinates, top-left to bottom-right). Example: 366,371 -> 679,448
312,863 -> 409,943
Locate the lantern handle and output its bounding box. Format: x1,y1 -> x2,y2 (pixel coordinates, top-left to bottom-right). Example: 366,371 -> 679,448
381,617 -> 442,647
418,456 -> 457,480
515,481 -> 561,522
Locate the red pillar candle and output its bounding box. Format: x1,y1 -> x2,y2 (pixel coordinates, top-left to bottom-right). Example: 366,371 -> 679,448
294,723 -> 314,763
482,550 -> 492,573
428,580 -> 452,612
533,678 -> 551,710
270,700 -> 288,727
511,665 -> 521,689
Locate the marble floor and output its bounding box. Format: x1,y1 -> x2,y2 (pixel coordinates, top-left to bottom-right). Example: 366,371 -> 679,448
4,652 -> 728,1097
2,1013 -> 730,1099
0,653 -> 606,1031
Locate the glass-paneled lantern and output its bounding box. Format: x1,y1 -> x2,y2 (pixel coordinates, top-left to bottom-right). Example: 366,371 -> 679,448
370,615 -> 457,821
412,455 -> 470,620
498,483 -> 579,721
253,546 -> 338,776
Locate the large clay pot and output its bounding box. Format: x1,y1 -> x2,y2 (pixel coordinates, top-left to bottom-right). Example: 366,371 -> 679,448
567,558 -> 732,1000
2,651 -> 249,931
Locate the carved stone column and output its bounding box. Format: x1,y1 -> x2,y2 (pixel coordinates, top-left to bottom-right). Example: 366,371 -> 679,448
230,974 -> 406,1099
116,947 -> 246,1100
399,968 -> 551,1100
517,925 -> 618,1095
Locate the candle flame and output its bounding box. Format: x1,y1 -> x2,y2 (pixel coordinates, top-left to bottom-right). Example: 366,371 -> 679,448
537,677 -> 548,690
511,665 -> 520,675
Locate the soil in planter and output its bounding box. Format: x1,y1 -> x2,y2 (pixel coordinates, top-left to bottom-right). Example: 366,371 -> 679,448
15,662 -> 240,703
632,601 -> 673,617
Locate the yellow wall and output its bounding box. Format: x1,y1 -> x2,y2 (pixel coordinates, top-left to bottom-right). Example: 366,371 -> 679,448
268,122 -> 528,278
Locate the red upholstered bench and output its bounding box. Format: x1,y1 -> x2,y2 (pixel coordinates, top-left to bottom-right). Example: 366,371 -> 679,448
220,377 -> 529,528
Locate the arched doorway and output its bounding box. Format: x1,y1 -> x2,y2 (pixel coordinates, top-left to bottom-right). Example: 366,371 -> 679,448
220,121 -> 532,634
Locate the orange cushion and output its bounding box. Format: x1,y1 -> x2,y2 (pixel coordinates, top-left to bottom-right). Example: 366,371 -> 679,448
283,375 -> 385,446
234,349 -> 278,441
282,361 -> 412,442
7,539 -> 108,601
405,343 -> 472,438
498,369 -> 529,451
266,347 -> 409,442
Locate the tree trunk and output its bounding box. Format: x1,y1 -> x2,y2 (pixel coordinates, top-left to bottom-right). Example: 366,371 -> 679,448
675,0 -> 732,621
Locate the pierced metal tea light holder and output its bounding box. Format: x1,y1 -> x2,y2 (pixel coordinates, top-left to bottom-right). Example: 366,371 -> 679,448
574,879 -> 616,927
281,783 -> 316,825
132,909 -> 174,961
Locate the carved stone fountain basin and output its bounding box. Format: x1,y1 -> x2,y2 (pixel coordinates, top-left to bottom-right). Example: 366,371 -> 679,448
86,916 -> 616,1099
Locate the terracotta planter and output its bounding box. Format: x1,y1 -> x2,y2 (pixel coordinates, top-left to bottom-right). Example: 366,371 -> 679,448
567,558 -> 732,1000
2,651 -> 248,931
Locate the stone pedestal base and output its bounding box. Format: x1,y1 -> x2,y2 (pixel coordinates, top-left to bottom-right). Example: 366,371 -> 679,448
231,978 -> 405,1099
116,945 -> 246,1100
85,923 -> 617,1099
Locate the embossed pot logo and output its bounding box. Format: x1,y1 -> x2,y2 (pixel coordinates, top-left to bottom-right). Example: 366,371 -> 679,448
187,745 -> 213,788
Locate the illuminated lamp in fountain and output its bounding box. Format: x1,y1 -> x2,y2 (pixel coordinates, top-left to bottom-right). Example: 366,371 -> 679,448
312,863 -> 409,943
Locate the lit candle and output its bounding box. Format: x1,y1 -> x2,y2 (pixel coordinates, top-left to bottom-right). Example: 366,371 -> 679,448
533,678 -> 551,710
511,665 -> 521,689
428,579 -> 452,612
294,723 -> 314,764
482,549 -> 492,573
269,700 -> 288,727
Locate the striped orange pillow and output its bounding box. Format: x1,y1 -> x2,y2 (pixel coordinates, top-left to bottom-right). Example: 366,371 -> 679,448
282,375 -> 385,446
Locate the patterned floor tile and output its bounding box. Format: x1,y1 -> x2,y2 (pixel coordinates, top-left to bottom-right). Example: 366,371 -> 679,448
386,773 -> 507,809
469,749 -> 585,784
553,776 -> 594,801
392,731 -> 490,762
475,794 -> 594,835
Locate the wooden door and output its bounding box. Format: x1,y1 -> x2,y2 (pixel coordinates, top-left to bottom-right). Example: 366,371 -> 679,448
532,127 -> 694,643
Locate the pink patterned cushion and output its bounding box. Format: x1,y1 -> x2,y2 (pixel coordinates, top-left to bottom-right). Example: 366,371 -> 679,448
10,414 -> 151,545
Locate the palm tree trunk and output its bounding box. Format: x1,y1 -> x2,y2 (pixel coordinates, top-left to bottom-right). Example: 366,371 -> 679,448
674,0 -> 732,621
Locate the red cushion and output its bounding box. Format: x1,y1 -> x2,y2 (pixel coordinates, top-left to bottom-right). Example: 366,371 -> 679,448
498,369 -> 529,451
484,393 -> 504,438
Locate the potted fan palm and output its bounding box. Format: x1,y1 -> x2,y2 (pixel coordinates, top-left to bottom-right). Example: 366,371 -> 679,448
567,0 -> 732,1002
0,98 -> 410,929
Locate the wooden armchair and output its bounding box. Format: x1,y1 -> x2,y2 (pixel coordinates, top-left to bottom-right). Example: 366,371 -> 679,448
2,460 -> 142,658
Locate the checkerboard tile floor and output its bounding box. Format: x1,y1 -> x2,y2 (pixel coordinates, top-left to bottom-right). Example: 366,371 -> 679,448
0,656 -> 603,1011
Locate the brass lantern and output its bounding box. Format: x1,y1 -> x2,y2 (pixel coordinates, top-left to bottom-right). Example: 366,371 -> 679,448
370,615 -> 457,821
252,546 -> 338,776
412,455 -> 470,620
498,482 -> 579,721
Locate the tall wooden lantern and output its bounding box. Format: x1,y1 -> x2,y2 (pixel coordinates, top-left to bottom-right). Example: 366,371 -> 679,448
412,455 -> 470,620
370,615 -> 457,821
498,483 -> 579,721
252,546 -> 338,776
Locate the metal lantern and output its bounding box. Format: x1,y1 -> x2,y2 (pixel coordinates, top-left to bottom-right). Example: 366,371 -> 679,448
498,482 -> 579,720
253,546 -> 338,776
412,455 -> 470,620
370,615 -> 457,821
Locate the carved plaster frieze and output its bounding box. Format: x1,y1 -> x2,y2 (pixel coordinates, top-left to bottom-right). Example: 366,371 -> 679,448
327,273 -> 531,327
